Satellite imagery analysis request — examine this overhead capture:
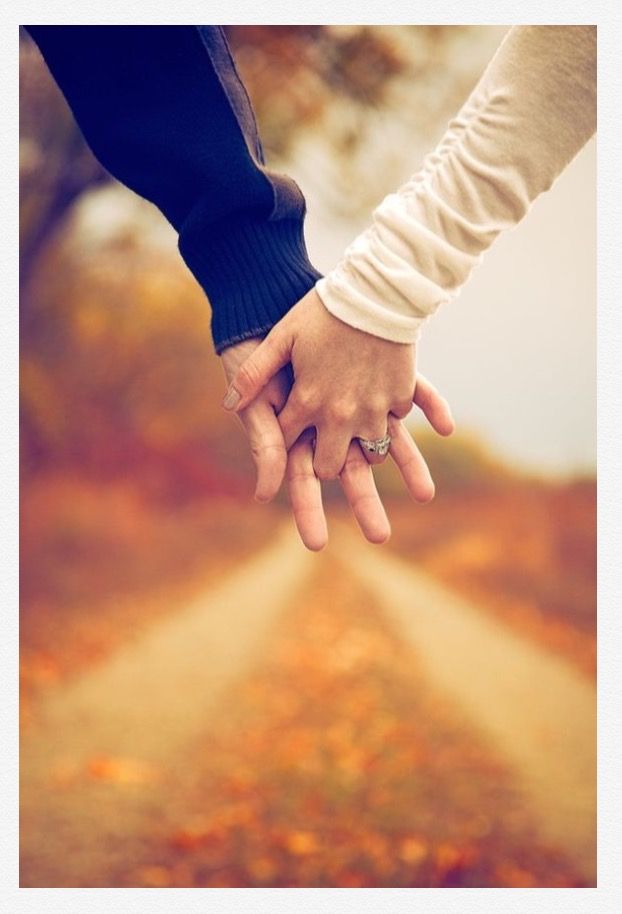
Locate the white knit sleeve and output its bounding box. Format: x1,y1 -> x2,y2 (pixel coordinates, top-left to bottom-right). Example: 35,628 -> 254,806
315,25 -> 596,343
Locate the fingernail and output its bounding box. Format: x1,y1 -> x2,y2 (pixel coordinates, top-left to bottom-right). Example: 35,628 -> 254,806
222,387 -> 241,411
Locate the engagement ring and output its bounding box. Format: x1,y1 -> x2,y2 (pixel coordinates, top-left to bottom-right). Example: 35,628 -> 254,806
356,434 -> 391,458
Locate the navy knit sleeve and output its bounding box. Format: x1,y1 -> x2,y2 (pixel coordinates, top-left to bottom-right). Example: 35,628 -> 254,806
25,25 -> 322,352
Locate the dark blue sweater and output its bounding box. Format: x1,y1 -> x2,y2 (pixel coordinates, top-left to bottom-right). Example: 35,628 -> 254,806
25,25 -> 322,352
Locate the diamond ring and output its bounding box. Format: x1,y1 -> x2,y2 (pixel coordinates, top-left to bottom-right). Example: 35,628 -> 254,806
356,434 -> 392,458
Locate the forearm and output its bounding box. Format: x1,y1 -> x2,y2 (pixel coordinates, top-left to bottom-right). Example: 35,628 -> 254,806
26,25 -> 321,351
315,25 -> 596,342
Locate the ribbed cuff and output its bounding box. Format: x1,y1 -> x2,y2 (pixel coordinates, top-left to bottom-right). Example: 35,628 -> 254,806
179,215 -> 323,353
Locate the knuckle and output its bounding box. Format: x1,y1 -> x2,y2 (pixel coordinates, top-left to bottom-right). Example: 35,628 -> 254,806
366,394 -> 389,416
296,387 -> 319,413
391,399 -> 413,419
237,359 -> 261,389
327,400 -> 355,425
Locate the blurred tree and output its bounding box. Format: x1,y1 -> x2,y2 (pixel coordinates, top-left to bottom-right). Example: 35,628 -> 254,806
20,219 -> 250,499
19,23 -> 415,289
224,25 -> 476,155
19,29 -> 109,299
225,24 -> 489,218
223,25 -> 405,158
19,25 -> 416,493
19,25 -> 501,497
20,24 -> 481,282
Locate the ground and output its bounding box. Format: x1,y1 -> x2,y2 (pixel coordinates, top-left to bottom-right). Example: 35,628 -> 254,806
20,486 -> 596,888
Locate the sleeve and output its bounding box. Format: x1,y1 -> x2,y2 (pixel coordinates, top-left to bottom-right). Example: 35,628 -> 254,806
25,25 -> 322,353
314,25 -> 597,343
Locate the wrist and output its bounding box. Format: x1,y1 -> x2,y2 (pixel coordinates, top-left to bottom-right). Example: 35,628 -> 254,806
180,214 -> 322,354
315,273 -> 425,345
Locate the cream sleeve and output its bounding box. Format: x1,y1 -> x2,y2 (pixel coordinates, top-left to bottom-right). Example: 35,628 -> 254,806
314,25 -> 596,343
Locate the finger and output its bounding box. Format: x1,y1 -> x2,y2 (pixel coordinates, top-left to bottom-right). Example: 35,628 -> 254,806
388,397 -> 413,421
340,442 -> 391,544
388,418 -> 435,503
313,422 -> 353,481
413,374 -> 455,436
240,402 -> 288,503
356,416 -> 391,467
287,431 -> 328,552
223,324 -> 292,413
277,394 -> 314,451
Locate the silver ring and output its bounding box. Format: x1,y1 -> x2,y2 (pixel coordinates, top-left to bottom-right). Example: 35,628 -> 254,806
356,434 -> 391,457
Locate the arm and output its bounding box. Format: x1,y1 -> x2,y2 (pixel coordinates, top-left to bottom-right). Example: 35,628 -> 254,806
225,25 -> 595,482
25,25 -> 452,548
25,25 -> 321,353
314,25 -> 597,341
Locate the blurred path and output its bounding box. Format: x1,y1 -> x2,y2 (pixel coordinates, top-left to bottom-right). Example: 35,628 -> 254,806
21,523 -> 314,885
21,524 -> 595,886
335,530 -> 596,881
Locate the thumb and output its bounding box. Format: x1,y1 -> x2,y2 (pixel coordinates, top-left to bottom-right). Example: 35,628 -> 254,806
222,325 -> 292,412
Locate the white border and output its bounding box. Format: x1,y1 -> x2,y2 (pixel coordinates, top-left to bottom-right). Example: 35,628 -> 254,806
3,3 -> 621,912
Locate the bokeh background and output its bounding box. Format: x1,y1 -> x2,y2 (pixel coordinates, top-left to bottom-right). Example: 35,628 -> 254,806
20,25 -> 596,888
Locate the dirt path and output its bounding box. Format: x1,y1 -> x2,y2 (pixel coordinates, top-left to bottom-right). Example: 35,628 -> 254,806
21,525 -> 596,885
335,529 -> 596,882
20,523 -> 315,886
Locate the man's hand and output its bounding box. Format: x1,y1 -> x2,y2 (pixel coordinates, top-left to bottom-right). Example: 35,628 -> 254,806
220,339 -> 290,503
223,289 -> 417,480
220,338 -> 454,551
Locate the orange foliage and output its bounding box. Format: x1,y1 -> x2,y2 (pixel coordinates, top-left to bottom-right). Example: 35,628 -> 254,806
138,566 -> 587,888
20,476 -> 282,722
387,479 -> 596,676
86,756 -> 159,785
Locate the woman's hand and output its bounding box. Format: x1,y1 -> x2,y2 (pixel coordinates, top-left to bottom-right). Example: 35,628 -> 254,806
222,289 -> 417,480
221,337 -> 454,551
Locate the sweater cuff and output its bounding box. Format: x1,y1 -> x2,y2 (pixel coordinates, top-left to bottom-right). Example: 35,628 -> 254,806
179,215 -> 322,353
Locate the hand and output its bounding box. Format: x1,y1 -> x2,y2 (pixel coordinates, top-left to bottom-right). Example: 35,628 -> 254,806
285,374 -> 454,550
221,338 -> 454,550
223,289 -> 417,480
220,338 -> 290,503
